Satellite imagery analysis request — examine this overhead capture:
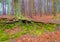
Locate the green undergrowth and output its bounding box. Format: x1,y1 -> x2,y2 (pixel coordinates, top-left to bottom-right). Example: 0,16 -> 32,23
0,20 -> 57,42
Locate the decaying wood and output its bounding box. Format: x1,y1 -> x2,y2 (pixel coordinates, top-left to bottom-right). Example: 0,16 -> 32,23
0,14 -> 60,24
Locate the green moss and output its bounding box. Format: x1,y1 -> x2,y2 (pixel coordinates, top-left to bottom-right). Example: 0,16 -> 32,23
44,24 -> 56,32
54,16 -> 58,20
0,19 -> 57,41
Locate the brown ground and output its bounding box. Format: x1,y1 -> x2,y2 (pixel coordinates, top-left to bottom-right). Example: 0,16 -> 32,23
0,15 -> 13,20
25,14 -> 60,24
5,28 -> 21,36
1,14 -> 60,42
0,14 -> 60,24
15,31 -> 60,42
7,28 -> 60,42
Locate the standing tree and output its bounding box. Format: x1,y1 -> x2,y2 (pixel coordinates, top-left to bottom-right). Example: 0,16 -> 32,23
47,0 -> 52,15
59,0 -> 60,13
58,0 -> 60,13
13,0 -> 24,19
32,0 -> 35,16
34,0 -> 38,16
28,0 -> 32,18
11,0 -> 14,15
38,0 -> 42,16
17,0 -> 22,19
24,0 -> 28,16
52,0 -> 57,16
54,0 -> 57,16
2,0 -> 6,15
13,0 -> 20,18
56,0 -> 58,13
52,0 -> 54,14
21,0 -> 25,16
7,0 -> 11,15
0,0 -> 3,14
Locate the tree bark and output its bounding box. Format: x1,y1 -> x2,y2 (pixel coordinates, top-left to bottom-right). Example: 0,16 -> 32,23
2,0 -> 6,15
28,0 -> 32,18
54,0 -> 57,16
38,0 -> 42,16
21,0 -> 25,16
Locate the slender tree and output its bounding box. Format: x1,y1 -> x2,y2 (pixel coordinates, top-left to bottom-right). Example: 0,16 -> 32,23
2,0 -> 6,15
58,0 -> 60,13
17,0 -> 22,19
56,0 -> 58,13
12,0 -> 16,15
21,0 -> 25,16
54,0 -> 57,16
34,0 -> 37,16
24,0 -> 27,16
11,0 -> 14,15
15,0 -> 18,17
28,0 -> 32,18
26,0 -> 29,16
52,0 -> 54,14
7,0 -> 11,15
38,0 -> 42,16
46,0 -> 48,15
13,0 -> 18,17
52,0 -> 57,16
32,0 -> 35,16
0,0 -> 2,15
47,0 -> 52,15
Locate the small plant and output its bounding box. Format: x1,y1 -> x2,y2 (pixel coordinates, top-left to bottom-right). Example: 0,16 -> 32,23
54,16 -> 58,20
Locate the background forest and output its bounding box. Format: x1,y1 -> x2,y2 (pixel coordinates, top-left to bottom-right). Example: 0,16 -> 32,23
0,0 -> 60,16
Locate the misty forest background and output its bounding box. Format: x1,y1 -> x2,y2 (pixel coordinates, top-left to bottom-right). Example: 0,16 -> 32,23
0,0 -> 60,16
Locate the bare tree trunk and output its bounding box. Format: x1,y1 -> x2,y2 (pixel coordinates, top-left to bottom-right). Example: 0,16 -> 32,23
13,0 -> 16,15
38,0 -> 42,17
32,0 -> 35,16
46,0 -> 48,15
47,0 -> 52,15
34,0 -> 37,16
28,0 -> 32,18
0,0 -> 2,15
27,0 -> 29,17
2,0 -> 6,15
54,0 -> 57,16
11,0 -> 14,15
47,0 -> 49,15
24,0 -> 27,16
44,0 -> 48,15
21,0 -> 25,16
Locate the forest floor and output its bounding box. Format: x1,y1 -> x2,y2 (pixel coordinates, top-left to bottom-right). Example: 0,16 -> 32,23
0,14 -> 60,42
8,29 -> 60,42
0,14 -> 60,24
25,14 -> 60,24
8,14 -> 60,42
16,31 -> 60,42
